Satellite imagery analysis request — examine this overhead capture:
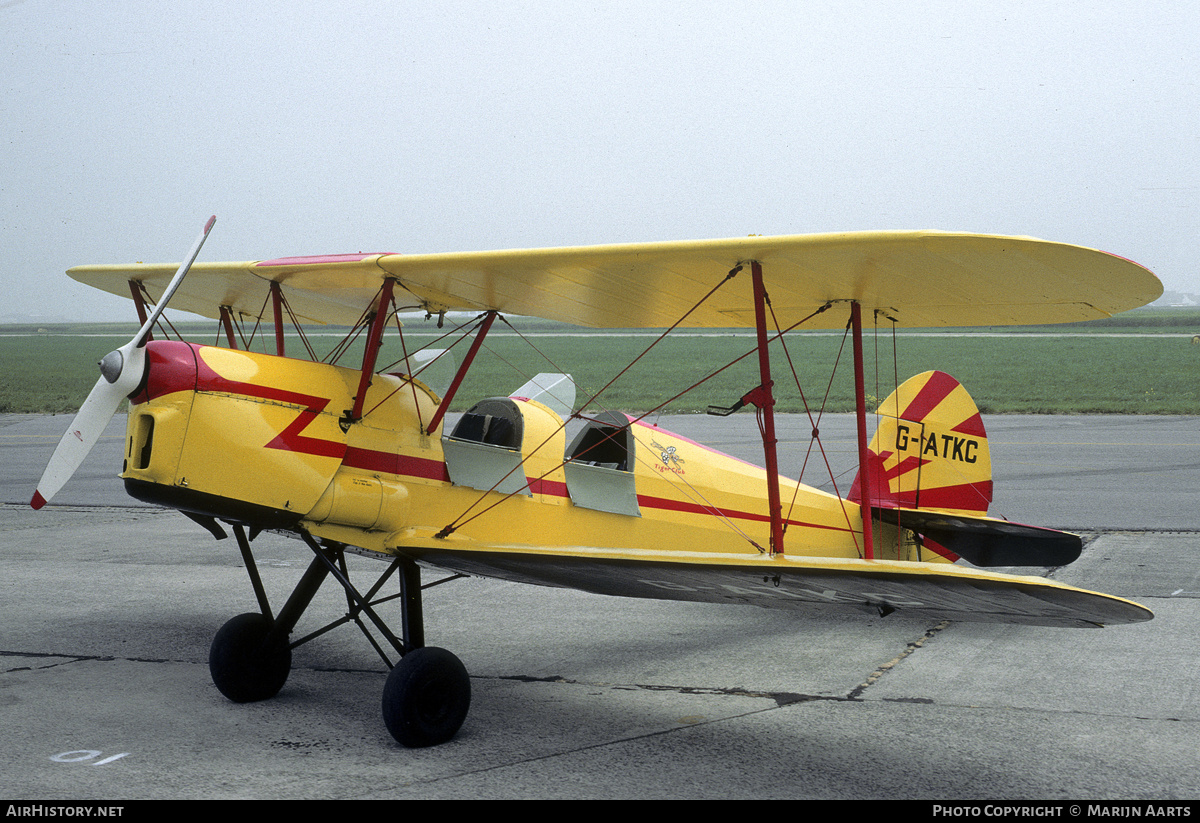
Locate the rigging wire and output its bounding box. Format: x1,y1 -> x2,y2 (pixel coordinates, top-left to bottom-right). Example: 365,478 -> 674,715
434,265 -> 747,538
573,265 -> 745,414
763,301 -> 861,554
435,294 -> 855,553
275,286 -> 318,361
136,282 -> 186,343
387,304 -> 426,432
362,311 -> 490,421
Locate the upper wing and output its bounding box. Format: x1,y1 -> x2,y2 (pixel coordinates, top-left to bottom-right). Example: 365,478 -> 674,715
68,254 -> 395,327
68,231 -> 1161,329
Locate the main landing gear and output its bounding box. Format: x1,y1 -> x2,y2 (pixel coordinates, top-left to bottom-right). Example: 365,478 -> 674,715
207,524 -> 471,748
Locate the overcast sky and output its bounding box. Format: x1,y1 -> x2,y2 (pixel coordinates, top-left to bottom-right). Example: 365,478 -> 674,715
2,1 -> 1197,322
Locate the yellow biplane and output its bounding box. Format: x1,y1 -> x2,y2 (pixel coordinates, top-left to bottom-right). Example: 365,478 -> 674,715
33,217 -> 1161,747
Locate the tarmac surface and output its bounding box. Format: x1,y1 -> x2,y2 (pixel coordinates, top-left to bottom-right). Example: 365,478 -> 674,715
1,412 -> 1198,800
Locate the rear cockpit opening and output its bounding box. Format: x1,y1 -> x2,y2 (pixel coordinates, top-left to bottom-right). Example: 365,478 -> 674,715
564,412 -> 639,516
566,413 -> 633,470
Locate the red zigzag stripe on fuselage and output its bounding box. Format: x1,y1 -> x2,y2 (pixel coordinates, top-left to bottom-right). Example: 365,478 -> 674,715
170,342 -> 850,534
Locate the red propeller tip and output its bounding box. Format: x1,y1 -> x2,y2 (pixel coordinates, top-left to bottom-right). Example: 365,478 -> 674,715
31,490 -> 46,510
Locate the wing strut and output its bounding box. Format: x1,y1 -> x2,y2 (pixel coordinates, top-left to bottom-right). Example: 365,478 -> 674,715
750,262 -> 785,555
350,278 -> 397,422
127,280 -> 151,338
850,301 -> 875,559
425,311 -> 498,436
270,282 -> 286,356
219,306 -> 238,349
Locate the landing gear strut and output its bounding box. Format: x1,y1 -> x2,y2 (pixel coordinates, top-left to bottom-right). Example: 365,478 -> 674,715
208,524 -> 471,747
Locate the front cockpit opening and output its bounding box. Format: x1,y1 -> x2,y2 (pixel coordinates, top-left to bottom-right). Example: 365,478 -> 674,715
448,398 -> 524,448
443,398 -> 531,496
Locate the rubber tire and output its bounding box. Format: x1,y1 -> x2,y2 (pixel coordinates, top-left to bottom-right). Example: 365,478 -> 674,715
209,612 -> 291,703
382,647 -> 471,748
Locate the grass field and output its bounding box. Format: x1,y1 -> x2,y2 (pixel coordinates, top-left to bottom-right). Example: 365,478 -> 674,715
2,306 -> 1199,415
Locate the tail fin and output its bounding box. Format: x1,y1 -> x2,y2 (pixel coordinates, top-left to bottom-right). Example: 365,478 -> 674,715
850,372 -> 1080,567
850,370 -> 992,515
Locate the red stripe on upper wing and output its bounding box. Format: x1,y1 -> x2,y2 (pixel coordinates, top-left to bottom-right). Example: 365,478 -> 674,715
256,254 -> 395,266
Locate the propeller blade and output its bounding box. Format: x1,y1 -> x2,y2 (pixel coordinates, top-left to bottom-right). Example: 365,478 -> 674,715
31,374 -> 130,509
31,216 -> 216,509
133,215 -> 216,348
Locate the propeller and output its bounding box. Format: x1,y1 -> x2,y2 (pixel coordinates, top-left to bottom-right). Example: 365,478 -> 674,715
31,216 -> 216,509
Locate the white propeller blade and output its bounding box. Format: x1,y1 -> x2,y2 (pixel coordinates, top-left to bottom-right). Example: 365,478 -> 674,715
132,215 -> 216,348
31,216 -> 216,509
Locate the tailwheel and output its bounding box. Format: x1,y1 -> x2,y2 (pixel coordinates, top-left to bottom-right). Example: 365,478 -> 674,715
209,612 -> 292,703
382,647 -> 471,748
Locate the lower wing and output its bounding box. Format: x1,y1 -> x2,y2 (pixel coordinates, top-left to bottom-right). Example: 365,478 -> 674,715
402,545 -> 1151,628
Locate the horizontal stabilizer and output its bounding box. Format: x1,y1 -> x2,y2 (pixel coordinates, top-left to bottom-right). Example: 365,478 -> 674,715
874,507 -> 1082,567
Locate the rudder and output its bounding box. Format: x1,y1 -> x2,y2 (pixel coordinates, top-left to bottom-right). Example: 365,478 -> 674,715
849,370 -> 992,515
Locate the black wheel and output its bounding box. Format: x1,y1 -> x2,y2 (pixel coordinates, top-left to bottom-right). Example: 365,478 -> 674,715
382,647 -> 471,747
209,612 -> 291,703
